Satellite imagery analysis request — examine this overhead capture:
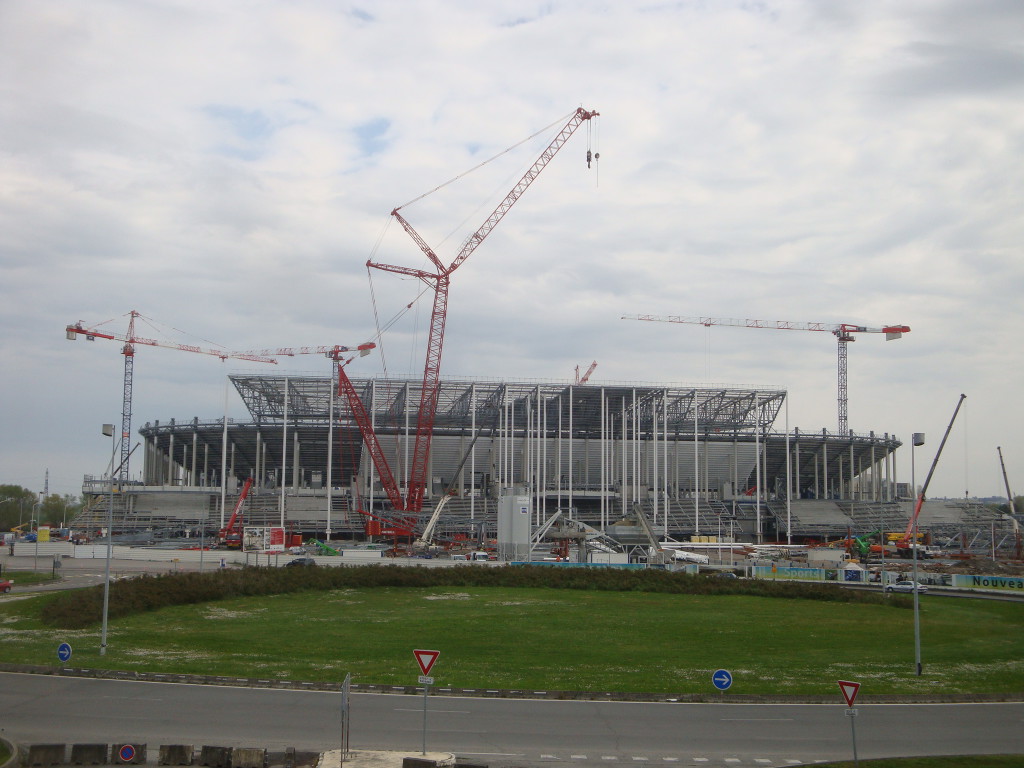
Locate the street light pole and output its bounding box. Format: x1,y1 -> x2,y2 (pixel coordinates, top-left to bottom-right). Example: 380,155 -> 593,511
100,423 -> 116,656
911,432 -> 925,677
32,496 -> 40,572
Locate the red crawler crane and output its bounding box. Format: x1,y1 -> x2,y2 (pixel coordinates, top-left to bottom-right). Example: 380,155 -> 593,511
339,107 -> 600,526
218,477 -> 254,548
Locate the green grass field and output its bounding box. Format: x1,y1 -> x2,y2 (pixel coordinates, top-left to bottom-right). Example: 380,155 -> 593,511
2,584 -> 1022,696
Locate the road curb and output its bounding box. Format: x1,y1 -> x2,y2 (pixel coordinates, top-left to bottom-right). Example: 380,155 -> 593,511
0,662 -> 1020,704
1,737 -> 22,768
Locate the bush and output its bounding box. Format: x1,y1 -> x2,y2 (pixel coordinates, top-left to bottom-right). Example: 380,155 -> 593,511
38,564 -> 907,629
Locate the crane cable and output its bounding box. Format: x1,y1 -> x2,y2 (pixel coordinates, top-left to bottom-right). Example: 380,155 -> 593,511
394,109 -> 575,212
368,110 -> 579,364
587,112 -> 601,186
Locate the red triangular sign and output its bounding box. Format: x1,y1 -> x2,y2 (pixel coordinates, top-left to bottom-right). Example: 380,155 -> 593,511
414,649 -> 440,676
838,680 -> 861,707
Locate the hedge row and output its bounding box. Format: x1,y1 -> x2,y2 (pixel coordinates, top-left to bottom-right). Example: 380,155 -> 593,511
38,564 -> 908,629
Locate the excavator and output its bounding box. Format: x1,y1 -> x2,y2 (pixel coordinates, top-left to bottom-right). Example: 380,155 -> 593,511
834,529 -> 885,559
217,478 -> 253,549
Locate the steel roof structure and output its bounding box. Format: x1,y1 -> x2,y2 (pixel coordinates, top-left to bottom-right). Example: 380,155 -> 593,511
134,375 -> 903,505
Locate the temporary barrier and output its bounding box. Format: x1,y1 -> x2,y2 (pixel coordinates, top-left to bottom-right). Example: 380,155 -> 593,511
112,744 -> 146,765
70,744 -> 108,765
27,745 -> 66,766
198,746 -> 232,768
158,745 -> 194,766
230,749 -> 266,768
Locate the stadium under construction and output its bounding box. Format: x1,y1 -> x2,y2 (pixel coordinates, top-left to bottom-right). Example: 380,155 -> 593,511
74,373 -> 1019,559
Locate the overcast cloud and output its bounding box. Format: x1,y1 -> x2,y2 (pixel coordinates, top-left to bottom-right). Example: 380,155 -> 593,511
1,1 -> 1022,500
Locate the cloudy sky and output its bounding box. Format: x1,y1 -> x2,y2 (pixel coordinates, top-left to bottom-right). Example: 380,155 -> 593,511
2,1 -> 1022,501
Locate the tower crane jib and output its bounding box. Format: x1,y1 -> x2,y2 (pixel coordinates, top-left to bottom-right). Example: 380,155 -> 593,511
623,314 -> 910,434
66,311 -> 277,485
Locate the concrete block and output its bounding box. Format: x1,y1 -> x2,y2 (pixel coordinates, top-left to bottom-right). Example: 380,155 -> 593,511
158,746 -> 194,766
230,749 -> 265,768
26,745 -> 65,766
112,745 -> 146,765
70,744 -> 108,765
198,747 -> 232,768
276,750 -> 316,768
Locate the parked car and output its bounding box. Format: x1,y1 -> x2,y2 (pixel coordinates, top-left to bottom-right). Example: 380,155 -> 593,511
0,579 -> 12,593
285,557 -> 317,567
885,580 -> 928,593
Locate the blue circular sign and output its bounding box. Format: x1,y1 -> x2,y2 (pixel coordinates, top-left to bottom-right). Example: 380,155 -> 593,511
119,745 -> 136,763
712,668 -> 733,691
57,642 -> 72,663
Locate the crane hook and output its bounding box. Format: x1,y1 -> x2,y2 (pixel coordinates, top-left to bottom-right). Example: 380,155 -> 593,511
586,149 -> 592,168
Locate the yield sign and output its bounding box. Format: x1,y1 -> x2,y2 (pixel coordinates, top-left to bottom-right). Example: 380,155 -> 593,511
838,680 -> 861,707
414,649 -> 440,676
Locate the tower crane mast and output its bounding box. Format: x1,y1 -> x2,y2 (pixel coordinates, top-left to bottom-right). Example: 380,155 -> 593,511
340,107 -> 600,518
623,314 -> 910,434
66,311 -> 277,484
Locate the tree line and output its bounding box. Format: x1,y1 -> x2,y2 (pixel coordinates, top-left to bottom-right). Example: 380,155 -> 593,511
0,484 -> 82,532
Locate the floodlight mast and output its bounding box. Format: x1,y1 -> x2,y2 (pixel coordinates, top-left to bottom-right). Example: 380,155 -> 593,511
340,107 -> 600,517
622,314 -> 910,434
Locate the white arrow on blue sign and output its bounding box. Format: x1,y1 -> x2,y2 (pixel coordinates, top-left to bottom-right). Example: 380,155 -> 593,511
712,669 -> 732,691
57,643 -> 72,663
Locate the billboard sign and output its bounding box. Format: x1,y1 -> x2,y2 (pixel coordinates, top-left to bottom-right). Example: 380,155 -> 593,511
243,527 -> 286,552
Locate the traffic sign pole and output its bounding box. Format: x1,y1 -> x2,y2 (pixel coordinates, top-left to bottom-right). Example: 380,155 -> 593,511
422,681 -> 429,755
414,650 -> 440,755
847,708 -> 859,767
838,681 -> 861,767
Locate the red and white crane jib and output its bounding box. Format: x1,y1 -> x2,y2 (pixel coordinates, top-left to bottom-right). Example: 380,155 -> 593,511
624,313 -> 911,434
66,321 -> 278,364
233,342 -> 376,360
627,314 -> 910,340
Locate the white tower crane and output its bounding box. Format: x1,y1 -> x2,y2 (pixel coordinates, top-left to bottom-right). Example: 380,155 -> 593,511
623,314 -> 910,434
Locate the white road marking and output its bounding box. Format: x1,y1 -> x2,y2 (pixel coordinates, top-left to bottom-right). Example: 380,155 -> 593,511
393,708 -> 470,713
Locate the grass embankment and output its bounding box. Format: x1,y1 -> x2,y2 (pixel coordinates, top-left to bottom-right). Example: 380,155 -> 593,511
0,566 -> 1020,696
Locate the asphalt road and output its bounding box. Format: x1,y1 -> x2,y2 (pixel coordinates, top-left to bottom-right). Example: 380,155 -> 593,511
2,673 -> 1021,766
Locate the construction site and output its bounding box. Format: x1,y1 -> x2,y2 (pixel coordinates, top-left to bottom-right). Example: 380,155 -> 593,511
64,107 -> 1021,567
